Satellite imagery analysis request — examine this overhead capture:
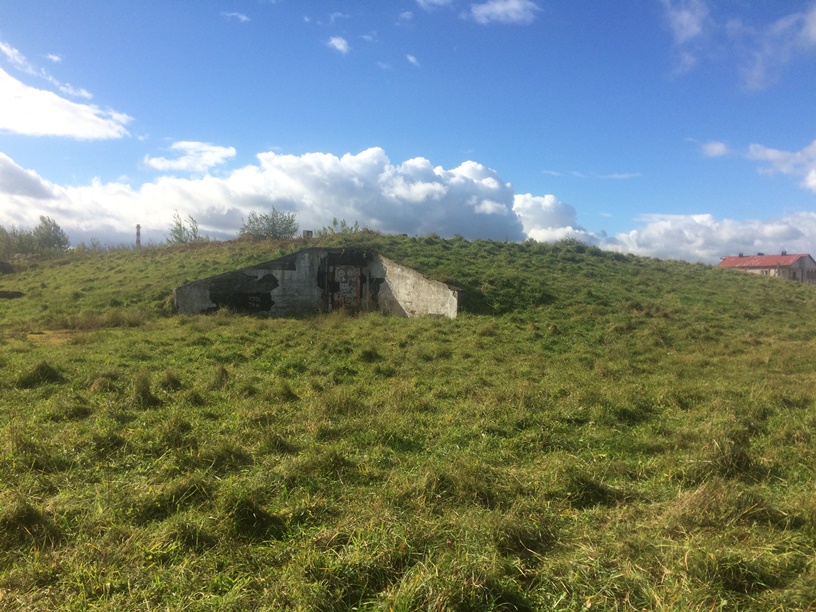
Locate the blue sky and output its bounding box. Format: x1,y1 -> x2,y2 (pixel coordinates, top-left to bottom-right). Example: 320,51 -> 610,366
2,0 -> 816,262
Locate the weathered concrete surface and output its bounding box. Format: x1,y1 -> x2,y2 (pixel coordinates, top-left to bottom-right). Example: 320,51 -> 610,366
175,249 -> 326,316
370,255 -> 458,318
174,248 -> 457,318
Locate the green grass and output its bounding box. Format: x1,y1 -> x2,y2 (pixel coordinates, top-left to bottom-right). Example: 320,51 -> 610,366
1,234 -> 815,609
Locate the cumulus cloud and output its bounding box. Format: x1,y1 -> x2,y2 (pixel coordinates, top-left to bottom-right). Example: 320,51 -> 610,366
513,194 -> 596,243
143,141 -> 237,173
0,68 -> 131,139
0,153 -> 56,201
468,0 -> 540,25
327,37 -> 350,54
600,213 -> 816,263
0,148 -> 529,245
5,147 -> 816,263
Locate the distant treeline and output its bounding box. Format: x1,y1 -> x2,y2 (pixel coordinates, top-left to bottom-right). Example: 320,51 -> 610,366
0,216 -> 70,259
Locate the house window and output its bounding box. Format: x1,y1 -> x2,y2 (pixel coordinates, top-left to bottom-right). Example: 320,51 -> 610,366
761,270 -> 769,276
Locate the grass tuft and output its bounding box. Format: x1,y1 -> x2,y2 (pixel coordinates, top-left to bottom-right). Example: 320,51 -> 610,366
222,490 -> 287,541
210,363 -> 230,389
15,361 -> 63,388
0,491 -> 62,550
132,369 -> 161,408
133,474 -> 212,524
665,478 -> 803,531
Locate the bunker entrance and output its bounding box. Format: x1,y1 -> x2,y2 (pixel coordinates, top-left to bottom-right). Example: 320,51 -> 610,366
318,252 -> 368,313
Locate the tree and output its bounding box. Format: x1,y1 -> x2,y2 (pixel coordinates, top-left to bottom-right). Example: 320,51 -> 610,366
0,225 -> 11,259
0,216 -> 69,257
166,211 -> 205,244
31,216 -> 70,253
239,209 -> 298,240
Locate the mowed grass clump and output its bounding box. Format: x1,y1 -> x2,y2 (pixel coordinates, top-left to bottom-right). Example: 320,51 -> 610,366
0,235 -> 815,609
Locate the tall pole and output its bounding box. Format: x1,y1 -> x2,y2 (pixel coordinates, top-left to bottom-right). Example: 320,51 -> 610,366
136,224 -> 141,248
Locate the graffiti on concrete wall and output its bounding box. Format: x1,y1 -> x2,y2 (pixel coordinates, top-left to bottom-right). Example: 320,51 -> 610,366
333,265 -> 360,310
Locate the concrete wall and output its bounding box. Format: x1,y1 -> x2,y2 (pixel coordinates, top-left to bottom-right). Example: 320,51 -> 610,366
175,249 -> 327,316
174,249 -> 458,318
371,255 -> 458,318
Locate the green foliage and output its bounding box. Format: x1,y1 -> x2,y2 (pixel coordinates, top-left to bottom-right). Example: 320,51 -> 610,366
0,215 -> 70,258
238,208 -> 298,240
0,234 -> 815,608
316,217 -> 361,236
166,211 -> 205,244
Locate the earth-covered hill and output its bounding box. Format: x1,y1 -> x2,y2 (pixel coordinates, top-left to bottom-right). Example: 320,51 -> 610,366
1,234 -> 815,610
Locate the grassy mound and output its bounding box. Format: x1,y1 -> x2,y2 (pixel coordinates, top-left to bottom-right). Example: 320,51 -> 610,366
0,234 -> 815,609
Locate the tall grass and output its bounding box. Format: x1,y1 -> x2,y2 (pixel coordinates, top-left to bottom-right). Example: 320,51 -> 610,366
0,235 -> 815,609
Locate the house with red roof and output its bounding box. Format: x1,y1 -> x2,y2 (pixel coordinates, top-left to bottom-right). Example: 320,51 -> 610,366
718,252 -> 816,284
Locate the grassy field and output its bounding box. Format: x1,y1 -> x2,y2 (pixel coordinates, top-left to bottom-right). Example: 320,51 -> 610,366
1,234 -> 815,610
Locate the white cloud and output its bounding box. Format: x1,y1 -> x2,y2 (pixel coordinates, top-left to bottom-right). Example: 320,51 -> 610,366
0,41 -> 30,71
513,194 -> 595,243
0,153 -> 56,201
747,139 -> 816,191
418,0 -> 453,8
1,40 -> 93,99
221,12 -> 250,23
0,68 -> 131,139
0,148 -> 528,245
327,36 -> 350,54
468,0 -> 539,25
735,5 -> 816,90
5,147 -> 816,263
407,54 -> 420,67
59,83 -> 93,100
701,140 -> 730,157
143,141 -> 237,173
600,213 -> 815,263
662,0 -> 709,44
803,4 -> 816,45
663,2 -> 816,89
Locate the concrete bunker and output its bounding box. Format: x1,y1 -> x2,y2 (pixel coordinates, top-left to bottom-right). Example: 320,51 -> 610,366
174,248 -> 458,318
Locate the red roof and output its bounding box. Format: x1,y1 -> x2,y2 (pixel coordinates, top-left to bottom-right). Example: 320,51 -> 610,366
718,254 -> 810,268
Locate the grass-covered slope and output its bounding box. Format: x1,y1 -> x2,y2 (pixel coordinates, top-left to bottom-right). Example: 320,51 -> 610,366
1,235 -> 815,610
